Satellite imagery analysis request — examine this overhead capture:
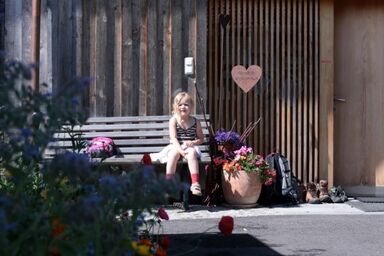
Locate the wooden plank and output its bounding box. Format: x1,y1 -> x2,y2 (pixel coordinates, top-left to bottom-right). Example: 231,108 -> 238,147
21,0 -> 32,62
280,0 -> 286,155
162,0 -> 172,114
308,0 -> 314,181
4,0 -> 22,60
275,0 -> 281,154
139,0 -> 148,115
106,0 -> 116,117
313,0 -> 319,183
286,0 -> 292,162
236,0 -> 241,133
147,0 -> 158,115
89,1 -> 97,116
297,0 -> 303,181
131,0 -> 141,115
291,0 -> 297,176
196,0 -> 208,116
252,0 -> 259,151
155,0 -> 165,115
170,0 -> 183,94
319,0 -> 334,185
81,0 -> 91,111
186,0 -> 195,103
230,0 -> 236,133
303,0 -> 308,182
122,0 -> 133,115
258,0 -> 264,151
114,0 -> 123,116
39,0 -> 53,93
269,0 -> 275,152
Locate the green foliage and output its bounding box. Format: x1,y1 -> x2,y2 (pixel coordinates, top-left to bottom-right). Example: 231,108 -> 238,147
0,58 -> 178,255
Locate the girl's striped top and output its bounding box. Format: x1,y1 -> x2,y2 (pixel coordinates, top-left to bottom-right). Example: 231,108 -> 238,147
176,117 -> 197,141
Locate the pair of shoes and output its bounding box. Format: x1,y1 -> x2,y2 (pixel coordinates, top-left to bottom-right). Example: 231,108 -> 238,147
190,182 -> 202,196
306,182 -> 321,204
330,186 -> 348,203
317,180 -> 333,203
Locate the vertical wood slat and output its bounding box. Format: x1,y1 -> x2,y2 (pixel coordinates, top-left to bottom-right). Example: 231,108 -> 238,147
139,0 -> 148,115
286,0 -> 292,163
114,0 -> 123,116
224,0 -> 230,130
280,0 -> 286,155
291,0 -> 298,177
122,0 -> 133,116
303,0 -> 308,182
147,0 -> 158,114
313,0 -> 319,182
297,0 -> 303,181
162,0 -> 171,115
308,0 -> 314,181
196,0 -> 208,117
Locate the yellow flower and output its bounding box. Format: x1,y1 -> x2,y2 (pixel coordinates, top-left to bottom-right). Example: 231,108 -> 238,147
131,241 -> 153,256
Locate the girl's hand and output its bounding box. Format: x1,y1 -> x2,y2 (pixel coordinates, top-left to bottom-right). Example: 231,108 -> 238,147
185,140 -> 195,147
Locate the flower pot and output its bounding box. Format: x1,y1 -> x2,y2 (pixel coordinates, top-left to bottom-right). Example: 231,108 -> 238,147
221,170 -> 262,207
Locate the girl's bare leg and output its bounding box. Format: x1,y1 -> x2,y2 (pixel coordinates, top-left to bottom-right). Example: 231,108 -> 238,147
185,148 -> 199,175
185,148 -> 202,196
166,148 -> 180,178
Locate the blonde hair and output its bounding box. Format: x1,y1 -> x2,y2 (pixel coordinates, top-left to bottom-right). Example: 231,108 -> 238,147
172,92 -> 194,115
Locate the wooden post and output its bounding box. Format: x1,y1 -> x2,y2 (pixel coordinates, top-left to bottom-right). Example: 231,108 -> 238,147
31,0 -> 41,91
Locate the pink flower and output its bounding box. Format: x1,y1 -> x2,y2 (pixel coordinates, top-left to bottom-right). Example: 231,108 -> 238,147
264,177 -> 273,186
218,216 -> 234,236
157,208 -> 169,220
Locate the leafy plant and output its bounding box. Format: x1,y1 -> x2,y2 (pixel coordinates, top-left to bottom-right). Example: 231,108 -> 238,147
0,58 -> 178,255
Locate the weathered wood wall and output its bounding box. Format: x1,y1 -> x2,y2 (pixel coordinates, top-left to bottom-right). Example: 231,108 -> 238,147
4,0 -> 208,117
4,0 -> 329,184
208,0 -> 320,183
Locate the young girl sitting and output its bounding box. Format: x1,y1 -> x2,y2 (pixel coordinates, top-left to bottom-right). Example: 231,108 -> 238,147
166,92 -> 204,196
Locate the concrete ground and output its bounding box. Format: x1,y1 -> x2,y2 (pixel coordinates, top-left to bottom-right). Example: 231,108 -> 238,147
161,200 -> 384,256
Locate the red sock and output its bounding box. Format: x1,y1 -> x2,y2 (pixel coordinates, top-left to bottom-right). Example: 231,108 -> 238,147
191,173 -> 199,184
166,174 -> 175,180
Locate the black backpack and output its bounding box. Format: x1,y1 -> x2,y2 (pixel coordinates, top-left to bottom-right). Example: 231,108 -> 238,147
258,153 -> 298,205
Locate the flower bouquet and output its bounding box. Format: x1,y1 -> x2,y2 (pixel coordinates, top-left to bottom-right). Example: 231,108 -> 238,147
214,146 -> 276,185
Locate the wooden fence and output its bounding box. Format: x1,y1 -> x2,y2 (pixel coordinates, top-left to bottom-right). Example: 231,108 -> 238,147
207,0 -> 320,183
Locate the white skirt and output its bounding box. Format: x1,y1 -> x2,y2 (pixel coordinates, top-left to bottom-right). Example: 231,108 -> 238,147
149,143 -> 202,164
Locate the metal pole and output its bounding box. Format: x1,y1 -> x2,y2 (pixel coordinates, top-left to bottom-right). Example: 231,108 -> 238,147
31,0 -> 41,91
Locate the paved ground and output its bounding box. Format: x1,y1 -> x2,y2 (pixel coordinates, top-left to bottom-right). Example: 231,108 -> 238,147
161,200 -> 384,256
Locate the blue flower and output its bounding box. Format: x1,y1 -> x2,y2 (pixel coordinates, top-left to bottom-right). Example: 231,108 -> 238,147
99,175 -> 118,187
21,128 -> 32,138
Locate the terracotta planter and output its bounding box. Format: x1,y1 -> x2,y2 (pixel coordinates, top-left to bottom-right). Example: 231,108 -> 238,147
221,170 -> 262,206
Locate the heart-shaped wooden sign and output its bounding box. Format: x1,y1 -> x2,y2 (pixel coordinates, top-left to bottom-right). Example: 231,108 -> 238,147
231,65 -> 262,93
219,14 -> 230,29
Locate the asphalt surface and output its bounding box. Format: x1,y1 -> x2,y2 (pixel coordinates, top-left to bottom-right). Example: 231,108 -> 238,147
161,201 -> 384,256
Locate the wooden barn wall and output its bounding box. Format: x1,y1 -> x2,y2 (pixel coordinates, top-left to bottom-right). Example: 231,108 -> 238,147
4,0 -> 208,117
208,0 -> 320,183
